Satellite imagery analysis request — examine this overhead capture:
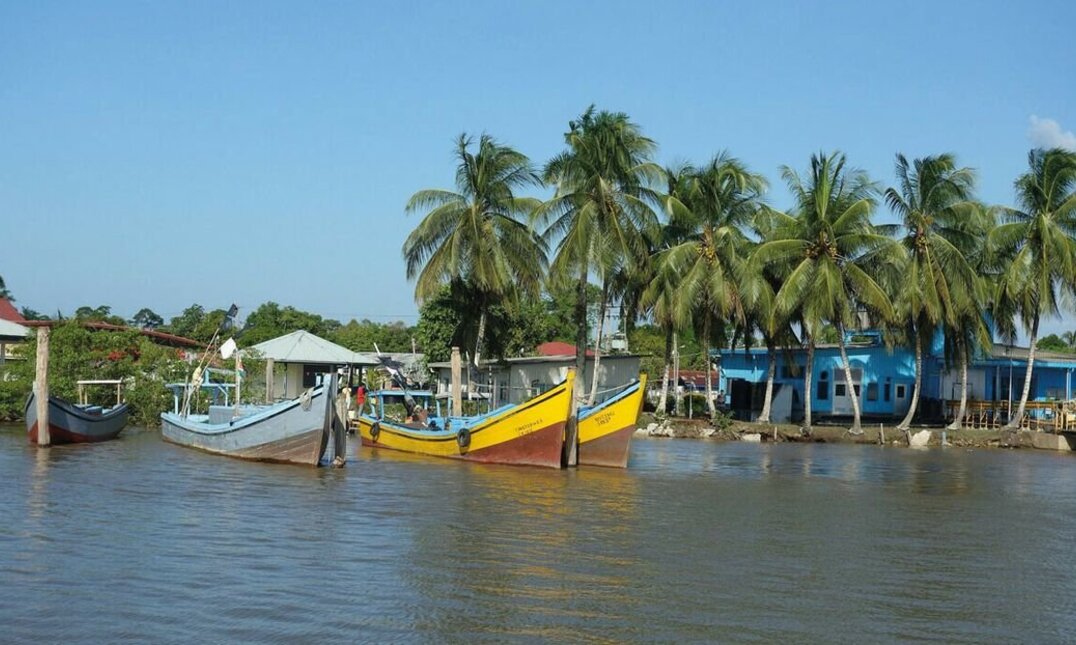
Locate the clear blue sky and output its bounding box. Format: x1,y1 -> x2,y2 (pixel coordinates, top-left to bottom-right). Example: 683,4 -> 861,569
2,1 -> 1075,336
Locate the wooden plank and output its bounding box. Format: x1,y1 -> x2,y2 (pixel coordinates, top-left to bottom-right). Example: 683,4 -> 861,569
451,346 -> 462,415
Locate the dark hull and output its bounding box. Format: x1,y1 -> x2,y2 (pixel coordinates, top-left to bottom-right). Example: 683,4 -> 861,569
25,391 -> 129,445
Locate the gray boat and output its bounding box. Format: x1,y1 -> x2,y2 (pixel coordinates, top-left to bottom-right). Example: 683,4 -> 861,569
160,373 -> 339,466
26,382 -> 130,445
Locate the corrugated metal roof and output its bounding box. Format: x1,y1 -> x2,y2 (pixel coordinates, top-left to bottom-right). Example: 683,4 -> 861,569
246,330 -> 378,365
0,318 -> 29,341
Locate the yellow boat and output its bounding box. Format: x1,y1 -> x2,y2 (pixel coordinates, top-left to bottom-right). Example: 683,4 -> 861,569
577,373 -> 647,468
357,369 -> 574,468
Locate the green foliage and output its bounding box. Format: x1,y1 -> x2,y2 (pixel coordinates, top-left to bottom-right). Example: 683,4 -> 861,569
19,307 -> 48,321
164,304 -> 207,340
710,408 -> 734,430
239,302 -> 341,346
1036,334 -> 1074,353
130,308 -> 164,329
3,322 -> 189,425
415,288 -> 462,364
333,319 -> 414,353
73,305 -> 126,325
0,275 -> 12,301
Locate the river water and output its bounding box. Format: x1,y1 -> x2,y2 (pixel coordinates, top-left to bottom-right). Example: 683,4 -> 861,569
3,424 -> 1076,643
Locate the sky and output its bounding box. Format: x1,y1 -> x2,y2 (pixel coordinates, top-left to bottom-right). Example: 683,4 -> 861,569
2,1 -> 1075,338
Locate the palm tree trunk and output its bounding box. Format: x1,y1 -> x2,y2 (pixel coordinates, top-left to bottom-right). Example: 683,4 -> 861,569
948,338 -> 969,430
574,270 -> 588,381
1006,312 -> 1039,429
898,330 -> 922,430
473,310 -> 487,369
803,334 -> 814,430
658,326 -> 672,415
837,321 -> 863,434
703,316 -> 715,418
673,330 -> 682,417
588,281 -> 609,405
757,338 -> 776,423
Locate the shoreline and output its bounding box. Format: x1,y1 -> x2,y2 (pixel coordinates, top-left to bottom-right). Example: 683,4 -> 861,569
635,413 -> 1073,451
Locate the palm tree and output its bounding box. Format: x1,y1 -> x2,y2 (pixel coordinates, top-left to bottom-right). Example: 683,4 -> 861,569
990,148 -> 1076,429
0,275 -> 12,302
642,165 -> 697,416
1063,330 -> 1076,350
539,107 -> 663,406
403,133 -> 547,367
943,202 -> 995,430
884,153 -> 979,430
655,153 -> 766,418
754,152 -> 895,434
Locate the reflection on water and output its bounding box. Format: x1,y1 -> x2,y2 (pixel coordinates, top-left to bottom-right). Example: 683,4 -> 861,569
3,424 -> 1076,642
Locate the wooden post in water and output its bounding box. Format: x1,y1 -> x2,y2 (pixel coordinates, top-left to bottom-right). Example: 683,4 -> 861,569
265,358 -> 275,403
35,328 -> 50,447
450,346 -> 462,416
564,369 -> 580,467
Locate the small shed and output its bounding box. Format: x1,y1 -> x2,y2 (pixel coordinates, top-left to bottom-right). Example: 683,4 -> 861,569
246,330 -> 377,399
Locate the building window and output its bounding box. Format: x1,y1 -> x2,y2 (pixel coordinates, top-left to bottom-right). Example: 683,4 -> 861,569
884,381 -> 891,402
867,383 -> 879,401
835,383 -> 846,397
896,384 -> 906,399
853,384 -> 861,397
817,372 -> 829,400
780,363 -> 803,379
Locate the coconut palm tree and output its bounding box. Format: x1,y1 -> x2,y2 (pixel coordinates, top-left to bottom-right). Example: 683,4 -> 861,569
884,153 -> 979,430
538,107 -> 663,405
403,133 -> 547,367
754,152 -> 895,434
941,202 -> 995,430
0,275 -> 12,302
642,165 -> 698,416
654,153 -> 766,418
989,148 -> 1076,429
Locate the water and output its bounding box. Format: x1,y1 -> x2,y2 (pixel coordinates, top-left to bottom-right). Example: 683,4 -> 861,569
3,425 -> 1076,643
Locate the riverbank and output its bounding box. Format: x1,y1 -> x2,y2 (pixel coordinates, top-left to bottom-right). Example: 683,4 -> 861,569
635,413 -> 1038,450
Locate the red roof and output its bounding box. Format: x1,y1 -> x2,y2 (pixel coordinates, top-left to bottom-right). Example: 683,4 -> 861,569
536,341 -> 594,358
678,370 -> 720,388
0,298 -> 25,323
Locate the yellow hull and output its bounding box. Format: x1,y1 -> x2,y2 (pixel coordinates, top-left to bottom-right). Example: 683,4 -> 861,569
577,373 -> 647,468
357,370 -> 574,468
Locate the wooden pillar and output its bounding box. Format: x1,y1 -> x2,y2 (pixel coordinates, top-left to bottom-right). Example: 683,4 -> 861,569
265,358 -> 275,403
451,346 -> 462,416
35,328 -> 50,447
564,368 -> 580,466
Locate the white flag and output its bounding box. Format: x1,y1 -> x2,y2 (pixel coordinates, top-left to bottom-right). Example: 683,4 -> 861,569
220,337 -> 238,360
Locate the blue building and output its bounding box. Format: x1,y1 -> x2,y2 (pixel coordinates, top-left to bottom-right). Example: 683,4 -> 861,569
717,331 -> 1076,424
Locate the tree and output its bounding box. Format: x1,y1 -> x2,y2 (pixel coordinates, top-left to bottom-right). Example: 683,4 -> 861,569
655,154 -> 765,418
73,305 -> 125,325
240,302 -> 340,346
0,275 -> 12,302
131,308 -> 164,329
755,152 -> 895,433
403,133 -> 546,369
166,304 -> 206,340
539,106 -> 662,405
1037,334 -> 1070,352
19,307 -> 48,321
884,153 -> 979,430
990,148 -> 1076,429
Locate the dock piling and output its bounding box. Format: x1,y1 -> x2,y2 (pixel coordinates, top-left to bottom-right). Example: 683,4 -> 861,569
35,328 -> 50,447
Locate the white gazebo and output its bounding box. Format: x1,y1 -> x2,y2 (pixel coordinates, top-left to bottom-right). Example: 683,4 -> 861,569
246,330 -> 378,400
0,318 -> 28,377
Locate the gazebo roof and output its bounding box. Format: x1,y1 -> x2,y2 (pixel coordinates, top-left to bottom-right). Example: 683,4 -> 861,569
246,330 -> 377,366
0,318 -> 28,342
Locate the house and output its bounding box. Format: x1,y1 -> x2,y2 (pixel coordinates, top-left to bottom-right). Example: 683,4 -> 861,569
428,342 -> 641,407
717,330 -> 1076,424
246,330 -> 378,399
